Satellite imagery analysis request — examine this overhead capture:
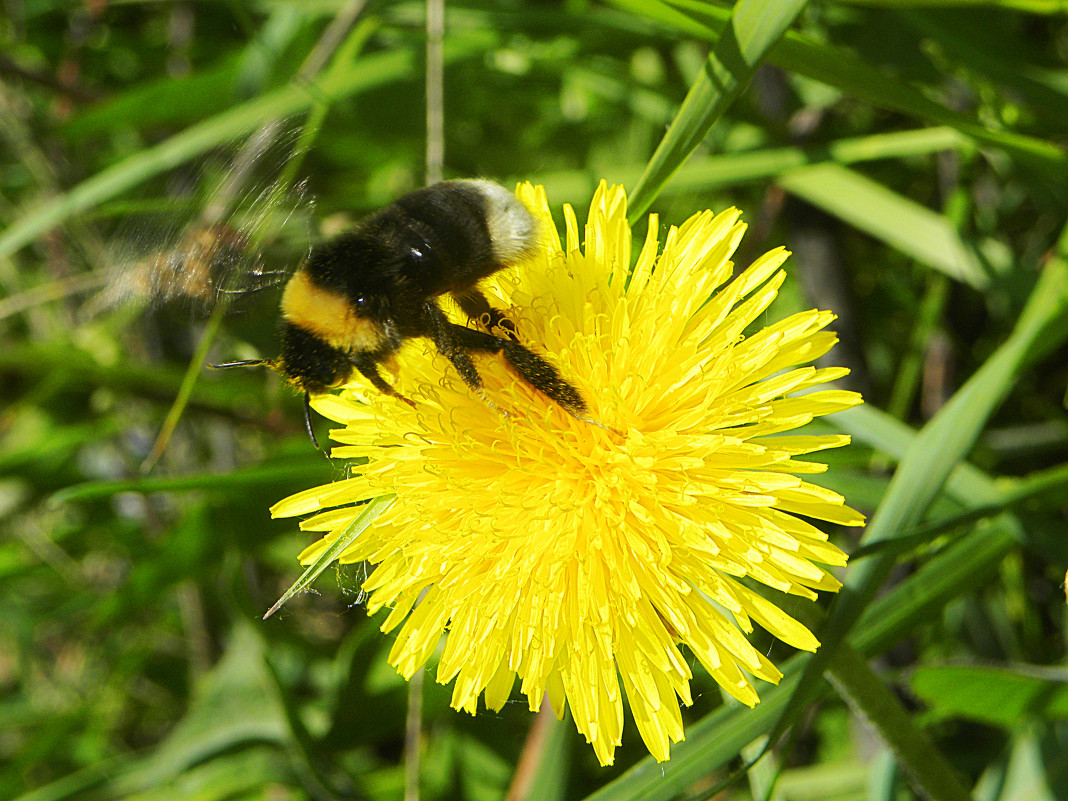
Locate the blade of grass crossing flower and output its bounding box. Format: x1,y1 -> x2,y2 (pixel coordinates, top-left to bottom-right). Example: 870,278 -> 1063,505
626,0 -> 810,220
773,233 -> 1068,750
264,494 -> 396,619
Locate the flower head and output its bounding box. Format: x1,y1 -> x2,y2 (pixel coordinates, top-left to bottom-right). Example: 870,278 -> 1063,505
271,182 -> 864,765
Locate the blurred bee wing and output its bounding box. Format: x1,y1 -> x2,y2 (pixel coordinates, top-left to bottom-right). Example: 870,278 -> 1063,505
88,120 -> 312,320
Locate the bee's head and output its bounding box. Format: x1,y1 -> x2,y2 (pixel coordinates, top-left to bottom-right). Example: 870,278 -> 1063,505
273,321 -> 353,394
210,323 -> 347,450
210,322 -> 350,396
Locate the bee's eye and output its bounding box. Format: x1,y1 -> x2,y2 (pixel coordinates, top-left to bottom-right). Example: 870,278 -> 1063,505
312,362 -> 345,389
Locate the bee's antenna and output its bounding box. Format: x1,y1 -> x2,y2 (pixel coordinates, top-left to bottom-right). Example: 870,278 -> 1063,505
303,392 -> 321,451
209,358 -> 271,370
209,361 -> 322,450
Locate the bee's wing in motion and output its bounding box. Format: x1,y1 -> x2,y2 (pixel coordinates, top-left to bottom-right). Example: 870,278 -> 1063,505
90,121 -> 312,320
88,120 -> 318,469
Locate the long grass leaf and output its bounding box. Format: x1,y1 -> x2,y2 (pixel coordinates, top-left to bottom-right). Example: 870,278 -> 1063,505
626,0 -> 810,219
827,646 -> 973,801
613,0 -> 1066,172
775,226 -> 1068,749
778,163 -> 1006,287
50,460 -> 331,505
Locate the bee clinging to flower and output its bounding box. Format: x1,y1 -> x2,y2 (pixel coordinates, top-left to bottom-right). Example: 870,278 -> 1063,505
216,180 -> 593,431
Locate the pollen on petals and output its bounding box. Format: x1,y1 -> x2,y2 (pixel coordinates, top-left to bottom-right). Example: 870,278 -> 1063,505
272,181 -> 864,766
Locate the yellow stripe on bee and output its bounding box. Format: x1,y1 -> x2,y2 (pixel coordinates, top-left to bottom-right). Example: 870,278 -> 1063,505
281,270 -> 385,351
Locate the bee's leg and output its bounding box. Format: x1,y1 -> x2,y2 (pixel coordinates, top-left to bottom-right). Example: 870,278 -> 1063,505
433,316 -> 589,420
497,336 -> 588,417
302,392 -> 322,450
352,354 -> 417,408
423,309 -> 491,399
453,289 -> 517,339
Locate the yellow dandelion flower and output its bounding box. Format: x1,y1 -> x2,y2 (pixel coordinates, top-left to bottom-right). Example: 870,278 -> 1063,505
271,182 -> 864,766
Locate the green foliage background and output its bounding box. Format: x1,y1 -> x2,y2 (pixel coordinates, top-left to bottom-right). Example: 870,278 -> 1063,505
2,1 -> 1067,800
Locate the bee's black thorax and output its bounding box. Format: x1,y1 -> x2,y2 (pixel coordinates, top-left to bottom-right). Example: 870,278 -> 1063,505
266,180 -> 591,426
302,182 -> 518,309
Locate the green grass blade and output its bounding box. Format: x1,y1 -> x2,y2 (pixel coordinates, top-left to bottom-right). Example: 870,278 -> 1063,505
534,126 -> 971,206
835,0 -> 1068,15
777,163 -> 1005,288
0,32 -> 495,260
849,459 -> 1068,561
512,712 -> 572,801
776,226 -> 1068,748
827,646 -> 973,801
49,460 -> 331,505
625,0 -> 810,219
770,30 -> 1066,171
911,664 -> 1068,728
0,342 -> 269,417
618,0 -> 1066,171
136,16 -> 379,474
109,626 -> 289,793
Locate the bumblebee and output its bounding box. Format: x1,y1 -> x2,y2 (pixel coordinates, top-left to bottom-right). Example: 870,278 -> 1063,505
217,180 -> 590,431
